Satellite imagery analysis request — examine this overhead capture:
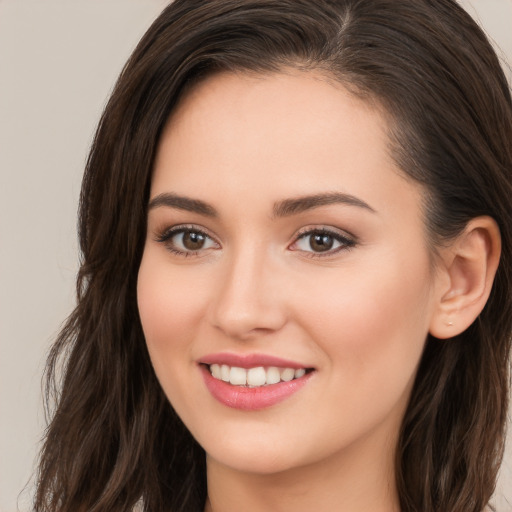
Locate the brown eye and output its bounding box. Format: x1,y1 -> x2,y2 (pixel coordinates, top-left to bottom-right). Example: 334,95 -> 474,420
309,233 -> 334,252
182,230 -> 206,250
157,226 -> 218,255
291,228 -> 355,256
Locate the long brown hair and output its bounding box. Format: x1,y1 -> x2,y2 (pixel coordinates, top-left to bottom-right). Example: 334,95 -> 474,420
35,1 -> 512,511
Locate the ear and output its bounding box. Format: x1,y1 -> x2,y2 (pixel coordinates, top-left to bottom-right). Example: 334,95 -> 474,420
429,216 -> 501,339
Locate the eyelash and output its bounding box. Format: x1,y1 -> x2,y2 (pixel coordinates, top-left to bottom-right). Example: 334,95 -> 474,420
155,225 -> 218,258
155,225 -> 356,258
291,227 -> 356,258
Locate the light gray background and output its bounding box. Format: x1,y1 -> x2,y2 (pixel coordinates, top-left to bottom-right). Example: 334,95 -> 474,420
0,1 -> 511,511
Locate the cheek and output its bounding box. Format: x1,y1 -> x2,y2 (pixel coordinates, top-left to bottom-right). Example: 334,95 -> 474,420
137,251 -> 221,425
138,252 -> 206,343
293,249 -> 433,405
136,251 -> 211,392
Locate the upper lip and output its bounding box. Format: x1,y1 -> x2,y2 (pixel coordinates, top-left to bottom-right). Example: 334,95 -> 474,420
198,352 -> 312,369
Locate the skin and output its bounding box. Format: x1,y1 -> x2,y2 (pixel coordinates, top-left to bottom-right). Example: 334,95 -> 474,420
137,70 -> 497,511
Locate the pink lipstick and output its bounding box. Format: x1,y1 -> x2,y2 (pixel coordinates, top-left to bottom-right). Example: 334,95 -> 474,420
198,353 -> 315,411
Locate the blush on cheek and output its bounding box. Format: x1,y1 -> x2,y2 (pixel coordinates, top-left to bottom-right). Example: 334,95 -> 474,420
299,256 -> 431,379
138,258 -> 184,337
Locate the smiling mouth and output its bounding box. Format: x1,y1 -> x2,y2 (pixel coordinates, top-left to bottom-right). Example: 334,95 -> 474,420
204,364 -> 314,387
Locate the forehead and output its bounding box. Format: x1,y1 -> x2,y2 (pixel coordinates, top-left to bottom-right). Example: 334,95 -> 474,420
166,69 -> 386,145
151,70 -> 423,225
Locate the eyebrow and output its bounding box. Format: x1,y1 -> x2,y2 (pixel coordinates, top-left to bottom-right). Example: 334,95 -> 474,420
148,192 -> 218,217
272,192 -> 376,218
147,191 -> 376,218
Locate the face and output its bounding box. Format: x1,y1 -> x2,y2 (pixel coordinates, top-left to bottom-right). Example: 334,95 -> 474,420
137,70 -> 442,476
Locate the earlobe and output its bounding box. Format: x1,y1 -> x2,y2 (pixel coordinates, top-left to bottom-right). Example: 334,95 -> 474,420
429,216 -> 501,339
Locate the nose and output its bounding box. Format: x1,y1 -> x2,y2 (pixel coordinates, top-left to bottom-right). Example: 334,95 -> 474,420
207,247 -> 287,341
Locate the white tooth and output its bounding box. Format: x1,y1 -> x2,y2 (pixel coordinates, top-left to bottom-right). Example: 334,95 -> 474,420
266,367 -> 281,385
229,366 -> 247,385
221,364 -> 230,382
294,368 -> 306,378
247,367 -> 266,387
210,364 -> 221,379
280,368 -> 295,382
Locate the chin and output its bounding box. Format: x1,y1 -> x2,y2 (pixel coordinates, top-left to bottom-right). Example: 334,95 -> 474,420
206,444 -> 306,476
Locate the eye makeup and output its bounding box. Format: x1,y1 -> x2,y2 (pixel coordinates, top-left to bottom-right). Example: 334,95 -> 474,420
290,226 -> 356,258
155,224 -> 220,257
153,222 -> 357,260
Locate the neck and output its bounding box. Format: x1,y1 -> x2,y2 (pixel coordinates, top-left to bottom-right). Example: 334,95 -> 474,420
204,431 -> 401,512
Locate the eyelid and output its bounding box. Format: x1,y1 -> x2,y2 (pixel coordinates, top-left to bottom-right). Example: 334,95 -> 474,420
153,223 -> 356,258
154,224 -> 221,256
154,223 -> 216,241
289,225 -> 357,257
294,224 -> 356,240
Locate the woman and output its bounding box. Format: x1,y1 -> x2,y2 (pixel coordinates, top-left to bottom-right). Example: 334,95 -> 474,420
35,1 -> 512,511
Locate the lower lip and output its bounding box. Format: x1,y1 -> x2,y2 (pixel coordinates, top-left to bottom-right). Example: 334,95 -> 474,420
200,365 -> 314,411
